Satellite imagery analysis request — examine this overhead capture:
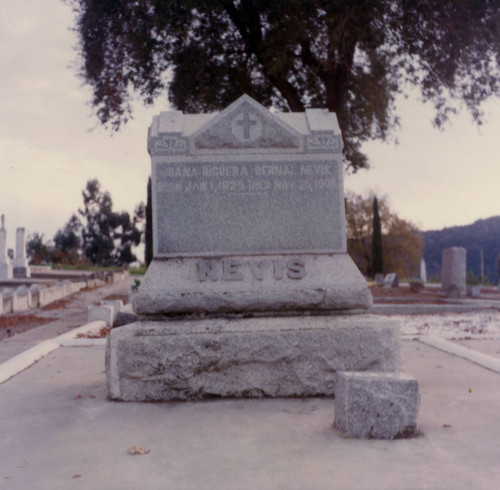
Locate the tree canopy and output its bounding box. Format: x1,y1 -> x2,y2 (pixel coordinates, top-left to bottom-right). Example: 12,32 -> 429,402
27,180 -> 144,267
345,191 -> 423,278
79,179 -> 144,266
71,0 -> 500,170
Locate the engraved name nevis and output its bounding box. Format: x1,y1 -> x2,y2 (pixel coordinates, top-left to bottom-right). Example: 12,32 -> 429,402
196,257 -> 306,282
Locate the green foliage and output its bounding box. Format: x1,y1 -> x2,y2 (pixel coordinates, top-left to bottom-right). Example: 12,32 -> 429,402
466,271 -> 480,286
71,0 -> 500,171
29,179 -> 145,268
26,233 -> 52,265
78,179 -> 145,266
346,191 -> 423,278
53,214 -> 83,265
129,266 -> 147,275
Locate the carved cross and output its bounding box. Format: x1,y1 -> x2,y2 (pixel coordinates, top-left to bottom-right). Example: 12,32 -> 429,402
236,113 -> 257,139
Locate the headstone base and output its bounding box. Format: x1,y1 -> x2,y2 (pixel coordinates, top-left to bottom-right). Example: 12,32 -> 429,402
133,253 -> 372,317
13,266 -> 31,278
106,315 -> 402,401
334,371 -> 420,439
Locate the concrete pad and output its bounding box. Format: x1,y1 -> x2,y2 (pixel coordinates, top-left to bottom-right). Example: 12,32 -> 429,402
1,341 -> 500,489
450,339 -> 500,359
0,321 -> 106,383
420,336 -> 500,373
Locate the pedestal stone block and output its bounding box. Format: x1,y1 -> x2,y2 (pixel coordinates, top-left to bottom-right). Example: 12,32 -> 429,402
106,315 -> 402,401
334,371 -> 420,439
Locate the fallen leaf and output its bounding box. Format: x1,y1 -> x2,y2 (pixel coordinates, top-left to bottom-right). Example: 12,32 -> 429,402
74,395 -> 82,399
128,446 -> 150,455
72,474 -> 81,479
89,394 -> 96,399
443,424 -> 452,428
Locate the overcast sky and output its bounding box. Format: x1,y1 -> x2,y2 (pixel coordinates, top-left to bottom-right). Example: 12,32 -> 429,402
1,0 -> 500,256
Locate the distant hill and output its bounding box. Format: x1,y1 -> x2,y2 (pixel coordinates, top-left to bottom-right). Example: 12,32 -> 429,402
422,216 -> 500,285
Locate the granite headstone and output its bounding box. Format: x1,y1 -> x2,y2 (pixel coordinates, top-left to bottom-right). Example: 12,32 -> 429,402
134,95 -> 371,315
0,215 -> 13,280
13,227 -> 31,278
441,247 -> 466,298
106,95 -> 417,426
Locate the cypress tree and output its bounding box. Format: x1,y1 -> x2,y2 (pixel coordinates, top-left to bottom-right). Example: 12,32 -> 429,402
145,177 -> 153,266
371,196 -> 383,277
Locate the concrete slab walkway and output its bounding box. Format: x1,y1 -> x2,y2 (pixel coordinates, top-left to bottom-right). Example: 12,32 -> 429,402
0,276 -> 134,363
1,339 -> 499,489
1,283 -> 500,489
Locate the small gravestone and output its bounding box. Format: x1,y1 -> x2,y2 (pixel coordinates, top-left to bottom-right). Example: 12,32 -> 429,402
441,247 -> 466,298
106,95 -> 418,432
0,215 -> 13,280
374,273 -> 384,286
384,272 -> 399,288
419,258 -> 427,283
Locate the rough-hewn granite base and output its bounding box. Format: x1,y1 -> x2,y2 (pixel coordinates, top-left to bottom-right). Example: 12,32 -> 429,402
106,315 -> 401,401
334,372 -> 420,439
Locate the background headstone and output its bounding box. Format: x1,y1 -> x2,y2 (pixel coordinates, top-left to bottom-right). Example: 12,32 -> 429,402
384,273 -> 399,288
441,247 -> 466,298
0,215 -> 13,279
13,227 -> 31,278
374,273 -> 385,286
419,258 -> 427,283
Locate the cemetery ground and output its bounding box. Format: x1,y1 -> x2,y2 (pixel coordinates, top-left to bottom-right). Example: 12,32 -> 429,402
1,280 -> 500,489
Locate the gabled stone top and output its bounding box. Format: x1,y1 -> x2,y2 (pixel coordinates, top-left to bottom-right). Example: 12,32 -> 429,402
148,94 -> 342,156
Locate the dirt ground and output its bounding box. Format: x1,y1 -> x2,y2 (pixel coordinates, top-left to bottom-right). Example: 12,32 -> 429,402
0,314 -> 56,341
2,282 -> 499,341
0,287 -> 130,341
370,284 -> 500,304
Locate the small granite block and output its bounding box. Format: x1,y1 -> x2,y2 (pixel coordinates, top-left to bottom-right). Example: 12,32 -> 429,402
335,372 -> 420,439
101,300 -> 124,322
88,305 -> 114,327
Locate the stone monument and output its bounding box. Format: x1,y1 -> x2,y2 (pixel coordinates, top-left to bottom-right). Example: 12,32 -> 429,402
106,96 -> 418,435
441,247 -> 466,298
0,215 -> 13,280
419,257 -> 427,283
13,227 -> 31,278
